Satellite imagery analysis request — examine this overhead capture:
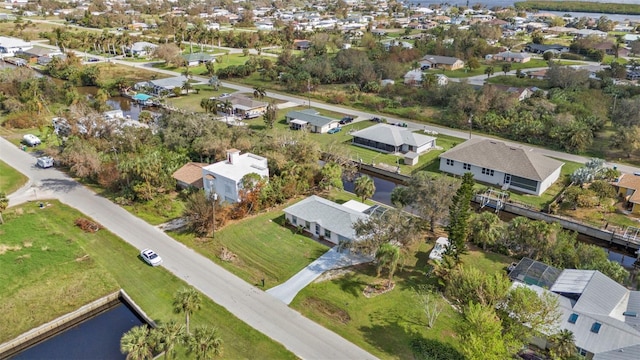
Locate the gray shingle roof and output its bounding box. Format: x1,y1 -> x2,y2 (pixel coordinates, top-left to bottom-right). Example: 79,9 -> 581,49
351,124 -> 435,147
438,138 -> 563,181
283,195 -> 368,240
286,109 -> 338,128
420,54 -> 462,65
149,75 -> 189,88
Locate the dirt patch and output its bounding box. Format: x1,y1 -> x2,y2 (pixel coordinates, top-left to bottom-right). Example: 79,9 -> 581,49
0,244 -> 22,255
314,268 -> 354,283
302,297 -> 351,324
363,280 -> 396,298
74,218 -> 103,233
218,246 -> 237,262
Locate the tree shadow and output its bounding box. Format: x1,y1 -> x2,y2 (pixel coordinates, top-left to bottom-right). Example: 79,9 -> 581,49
333,271 -> 368,298
358,315 -> 423,357
40,178 -> 82,194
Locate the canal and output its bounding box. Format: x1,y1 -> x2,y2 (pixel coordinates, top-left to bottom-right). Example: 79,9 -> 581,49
11,303 -> 145,360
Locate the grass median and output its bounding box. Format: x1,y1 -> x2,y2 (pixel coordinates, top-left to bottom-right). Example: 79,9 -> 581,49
0,159 -> 27,194
0,201 -> 295,359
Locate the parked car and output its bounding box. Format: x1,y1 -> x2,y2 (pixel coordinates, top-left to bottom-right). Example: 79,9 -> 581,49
370,117 -> 383,123
88,57 -> 100,62
22,134 -> 41,147
339,116 -> 354,125
36,156 -> 54,168
395,122 -> 408,128
140,249 -> 163,266
429,237 -> 450,261
327,127 -> 342,134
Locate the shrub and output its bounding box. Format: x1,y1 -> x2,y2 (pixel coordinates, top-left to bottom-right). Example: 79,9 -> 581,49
560,53 -> 583,61
410,338 -> 465,360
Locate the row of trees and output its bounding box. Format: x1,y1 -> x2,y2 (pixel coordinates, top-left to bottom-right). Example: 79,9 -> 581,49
120,287 -> 222,360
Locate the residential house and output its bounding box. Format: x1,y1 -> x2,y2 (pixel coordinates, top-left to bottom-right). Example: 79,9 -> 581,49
172,162 -> 207,190
611,174 -> 640,214
182,52 -> 214,66
572,29 -> 608,38
419,54 -> 464,71
202,149 -> 269,203
285,109 -> 340,133
527,69 -> 547,80
0,36 -> 32,58
283,195 -> 373,245
134,76 -> 203,96
623,34 -> 640,44
128,41 -> 157,57
17,45 -> 62,63
486,84 -> 535,101
224,94 -> 267,119
351,124 -> 436,154
509,258 -> 640,360
594,41 -> 629,57
493,50 -> 531,63
293,39 -> 311,50
403,69 -> 423,85
438,138 -> 564,196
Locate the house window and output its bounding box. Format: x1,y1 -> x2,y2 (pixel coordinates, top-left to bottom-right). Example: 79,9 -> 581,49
590,322 -> 601,334
578,348 -> 587,357
306,221 -> 310,229
481,168 -> 494,176
324,229 -> 331,238
446,159 -> 454,166
568,313 -> 578,324
291,216 -> 297,225
463,163 -> 471,170
315,224 -> 320,235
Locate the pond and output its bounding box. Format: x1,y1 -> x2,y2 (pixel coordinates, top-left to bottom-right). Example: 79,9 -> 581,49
11,303 -> 146,360
76,86 -> 145,121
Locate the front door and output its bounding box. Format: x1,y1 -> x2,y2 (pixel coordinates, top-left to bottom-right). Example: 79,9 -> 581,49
504,174 -> 511,184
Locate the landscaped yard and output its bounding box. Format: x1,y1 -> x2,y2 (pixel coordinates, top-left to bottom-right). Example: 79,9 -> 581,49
0,201 -> 294,359
0,159 -> 27,194
290,241 -> 514,359
170,206 -> 329,288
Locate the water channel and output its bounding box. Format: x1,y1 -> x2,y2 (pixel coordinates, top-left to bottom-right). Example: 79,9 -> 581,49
10,303 -> 146,360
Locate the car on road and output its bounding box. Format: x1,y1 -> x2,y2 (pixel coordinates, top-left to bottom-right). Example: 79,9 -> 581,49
339,116 -> 354,125
36,156 -> 54,168
327,127 -> 342,134
395,122 -> 407,128
141,248 -> 163,266
88,57 -> 100,62
22,134 -> 41,147
370,117 -> 383,123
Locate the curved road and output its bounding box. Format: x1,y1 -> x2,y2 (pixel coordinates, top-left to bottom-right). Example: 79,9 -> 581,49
1,137 -> 376,360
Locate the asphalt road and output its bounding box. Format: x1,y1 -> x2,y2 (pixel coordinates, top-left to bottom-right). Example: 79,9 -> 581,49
1,137 -> 377,360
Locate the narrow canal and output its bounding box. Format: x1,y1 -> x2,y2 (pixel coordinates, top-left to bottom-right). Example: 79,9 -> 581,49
11,303 -> 145,360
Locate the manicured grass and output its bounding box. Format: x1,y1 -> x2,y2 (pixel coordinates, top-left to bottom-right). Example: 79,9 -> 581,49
0,201 -> 295,359
290,242 -> 514,359
0,159 -> 27,194
442,59 -> 580,78
163,85 -> 240,113
170,207 -> 329,288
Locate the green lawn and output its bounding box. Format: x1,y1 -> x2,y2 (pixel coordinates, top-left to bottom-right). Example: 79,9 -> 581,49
290,242 -> 514,359
121,193 -> 185,225
442,59 -> 580,78
163,85 -> 239,113
170,207 -> 329,288
0,201 -> 294,359
0,159 -> 27,194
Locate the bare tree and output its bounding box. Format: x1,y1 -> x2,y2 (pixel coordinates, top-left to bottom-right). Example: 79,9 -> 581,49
415,285 -> 444,328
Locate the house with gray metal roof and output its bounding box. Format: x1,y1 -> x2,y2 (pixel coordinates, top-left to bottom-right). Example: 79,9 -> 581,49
182,52 -> 214,66
283,196 -> 371,245
285,109 -> 340,133
438,138 -> 563,196
134,76 -> 205,96
419,54 -> 464,70
514,268 -> 640,359
351,124 -> 436,154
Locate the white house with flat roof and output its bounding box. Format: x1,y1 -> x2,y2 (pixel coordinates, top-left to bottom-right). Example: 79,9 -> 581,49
202,149 -> 269,203
439,138 -> 563,196
283,196 -> 373,245
0,36 -> 32,58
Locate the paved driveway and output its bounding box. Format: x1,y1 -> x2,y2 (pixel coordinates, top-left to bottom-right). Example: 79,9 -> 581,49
1,137 -> 377,360
268,247 -> 372,304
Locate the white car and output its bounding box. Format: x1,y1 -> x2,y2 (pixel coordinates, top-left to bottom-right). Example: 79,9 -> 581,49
140,249 -> 163,266
429,237 -> 450,261
37,156 -> 54,168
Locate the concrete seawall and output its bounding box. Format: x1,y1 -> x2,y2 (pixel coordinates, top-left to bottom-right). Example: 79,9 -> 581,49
0,289 -> 155,359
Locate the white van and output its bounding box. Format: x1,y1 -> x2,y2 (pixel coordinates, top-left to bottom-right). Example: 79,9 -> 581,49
37,156 -> 54,168
23,134 -> 41,147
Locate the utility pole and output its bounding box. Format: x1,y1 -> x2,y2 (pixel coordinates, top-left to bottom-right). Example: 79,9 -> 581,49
307,78 -> 311,108
468,114 -> 473,139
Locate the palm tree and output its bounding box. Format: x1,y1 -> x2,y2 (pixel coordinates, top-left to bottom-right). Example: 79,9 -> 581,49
187,326 -> 223,359
469,212 -> 502,251
253,86 -> 266,99
354,175 -> 375,202
0,192 -> 8,224
182,80 -> 193,96
375,243 -> 400,287
200,98 -> 219,114
152,320 -> 185,360
120,325 -> 154,360
173,287 -> 202,334
549,329 -> 576,360
221,99 -> 233,118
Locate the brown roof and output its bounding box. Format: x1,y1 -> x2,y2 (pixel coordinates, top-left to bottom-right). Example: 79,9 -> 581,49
172,162 -> 207,188
439,138 -> 564,181
612,174 -> 640,204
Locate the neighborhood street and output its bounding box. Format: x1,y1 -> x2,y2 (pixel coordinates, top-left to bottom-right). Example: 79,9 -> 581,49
1,136 -> 377,360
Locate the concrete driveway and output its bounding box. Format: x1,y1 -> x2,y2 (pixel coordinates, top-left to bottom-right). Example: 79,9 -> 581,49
268,247 -> 372,304
0,137 -> 377,360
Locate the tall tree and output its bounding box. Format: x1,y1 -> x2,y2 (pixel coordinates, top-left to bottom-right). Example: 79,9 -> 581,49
187,325 -> 223,359
0,192 -> 8,224
484,66 -> 494,78
397,172 -> 458,231
457,303 -> 515,360
120,325 -> 154,360
262,101 -> 278,129
549,329 -> 576,360
446,173 -> 475,260
469,211 -> 502,251
151,320 -> 185,360
375,243 -> 400,287
173,287 -> 202,335
354,175 -> 375,202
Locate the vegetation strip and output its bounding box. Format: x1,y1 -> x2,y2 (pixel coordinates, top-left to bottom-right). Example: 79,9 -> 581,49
515,1 -> 640,15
